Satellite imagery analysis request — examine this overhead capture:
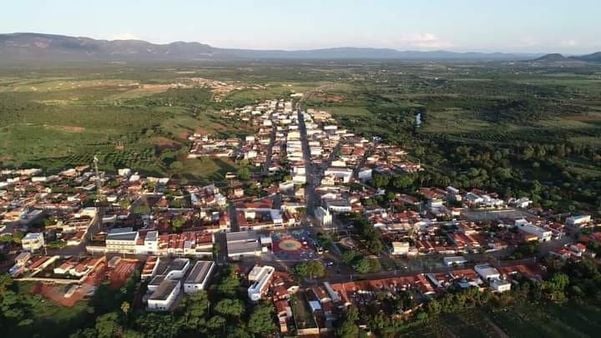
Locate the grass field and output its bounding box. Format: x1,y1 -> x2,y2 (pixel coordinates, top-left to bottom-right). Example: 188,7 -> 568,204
401,301 -> 601,338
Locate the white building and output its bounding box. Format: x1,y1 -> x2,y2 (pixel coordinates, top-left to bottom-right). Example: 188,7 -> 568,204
226,231 -> 261,259
147,280 -> 181,311
106,227 -> 139,254
314,207 -> 333,227
183,260 -> 215,294
248,265 -> 275,301
146,258 -> 191,311
490,279 -> 512,293
566,215 -> 592,227
515,219 -> 552,242
391,242 -> 410,256
21,232 -> 44,252
136,230 -> 159,255
474,264 -> 500,281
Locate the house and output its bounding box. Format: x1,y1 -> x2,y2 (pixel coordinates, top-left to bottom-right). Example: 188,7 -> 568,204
490,278 -> 511,293
22,232 -> 44,252
443,256 -> 467,267
391,242 -> 410,256
183,260 -> 215,294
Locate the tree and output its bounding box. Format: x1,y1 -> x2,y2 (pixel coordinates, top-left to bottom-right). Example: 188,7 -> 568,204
214,298 -> 245,318
120,301 -> 130,320
247,303 -> 276,336
372,174 -> 390,189
216,267 -> 240,296
337,307 -> 360,338
237,167 -> 251,181
180,291 -> 209,331
295,261 -> 326,279
169,161 -> 184,172
392,174 -> 414,190
95,312 -> 121,338
171,215 -> 186,232
206,315 -> 226,331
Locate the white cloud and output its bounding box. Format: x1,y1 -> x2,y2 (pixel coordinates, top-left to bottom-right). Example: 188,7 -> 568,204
561,39 -> 578,47
380,33 -> 453,50
111,33 -> 141,41
403,33 -> 452,49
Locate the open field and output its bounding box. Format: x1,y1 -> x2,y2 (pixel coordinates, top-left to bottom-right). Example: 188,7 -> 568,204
402,302 -> 601,338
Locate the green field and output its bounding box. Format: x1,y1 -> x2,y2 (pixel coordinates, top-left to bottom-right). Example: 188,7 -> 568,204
402,302 -> 601,338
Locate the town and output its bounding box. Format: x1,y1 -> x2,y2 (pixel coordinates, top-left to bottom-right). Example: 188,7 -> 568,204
1,97 -> 599,337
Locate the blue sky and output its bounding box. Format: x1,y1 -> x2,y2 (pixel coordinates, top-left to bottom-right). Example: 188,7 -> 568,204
1,0 -> 600,53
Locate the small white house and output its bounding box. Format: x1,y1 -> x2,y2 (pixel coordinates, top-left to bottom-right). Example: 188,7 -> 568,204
21,232 -> 44,252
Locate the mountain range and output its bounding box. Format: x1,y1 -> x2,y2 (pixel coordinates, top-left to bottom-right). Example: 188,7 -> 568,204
534,52 -> 601,63
0,33 -> 599,64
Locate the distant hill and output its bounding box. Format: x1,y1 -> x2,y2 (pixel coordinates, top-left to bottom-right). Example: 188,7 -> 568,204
532,52 -> 601,63
534,53 -> 569,62
0,32 -> 539,64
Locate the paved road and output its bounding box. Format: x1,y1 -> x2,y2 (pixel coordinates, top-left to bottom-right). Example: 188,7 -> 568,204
262,102 -> 278,175
297,108 -> 320,216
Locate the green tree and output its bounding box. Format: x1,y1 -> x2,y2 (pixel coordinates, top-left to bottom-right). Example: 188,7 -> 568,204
169,161 -> 184,172
247,303 -> 276,336
206,315 -> 226,331
337,307 -> 360,338
181,291 -> 209,331
295,261 -> 326,279
214,298 -> 245,318
216,267 -> 240,296
95,312 -> 121,338
237,167 -> 251,181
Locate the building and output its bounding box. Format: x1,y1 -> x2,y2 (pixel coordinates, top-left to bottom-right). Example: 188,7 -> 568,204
490,278 -> 511,293
314,207 -> 332,227
21,232 -> 44,252
248,265 -> 276,301
566,215 -> 592,228
226,231 -> 261,259
146,258 -> 191,311
515,219 -> 552,242
138,230 -> 159,255
443,256 -> 468,267
183,260 -> 215,294
147,280 -> 181,311
106,227 -> 139,254
474,264 -> 500,281
391,242 -> 410,256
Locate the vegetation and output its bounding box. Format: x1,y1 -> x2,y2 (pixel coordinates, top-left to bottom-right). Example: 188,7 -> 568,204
294,261 -> 326,279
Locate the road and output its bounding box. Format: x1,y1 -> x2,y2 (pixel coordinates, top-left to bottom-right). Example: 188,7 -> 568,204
262,102 -> 278,175
296,107 -> 320,216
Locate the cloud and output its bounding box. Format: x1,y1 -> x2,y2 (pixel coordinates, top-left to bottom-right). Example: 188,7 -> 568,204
561,39 -> 578,47
111,33 -> 141,41
383,33 -> 453,50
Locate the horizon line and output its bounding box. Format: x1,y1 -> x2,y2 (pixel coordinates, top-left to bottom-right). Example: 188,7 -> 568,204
3,31 -> 599,56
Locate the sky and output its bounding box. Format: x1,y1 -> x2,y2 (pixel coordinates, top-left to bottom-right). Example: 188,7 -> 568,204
1,0 -> 600,53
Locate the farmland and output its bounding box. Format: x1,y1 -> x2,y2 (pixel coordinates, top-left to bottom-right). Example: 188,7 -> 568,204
1,61 -> 600,212
402,302 -> 601,338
